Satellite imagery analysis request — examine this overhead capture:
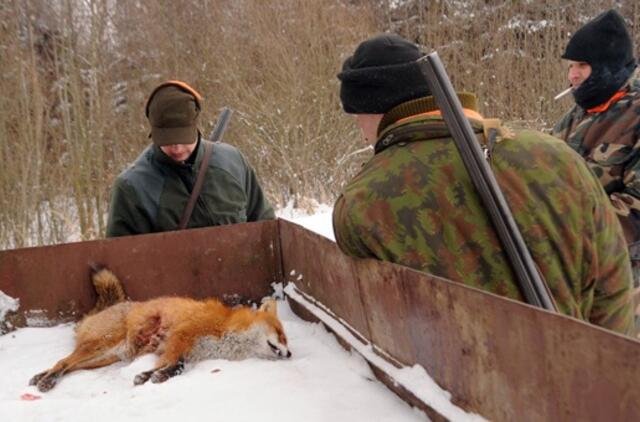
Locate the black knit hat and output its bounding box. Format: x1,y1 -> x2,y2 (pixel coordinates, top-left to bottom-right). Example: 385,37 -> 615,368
562,9 -> 634,69
562,10 -> 637,109
337,34 -> 430,114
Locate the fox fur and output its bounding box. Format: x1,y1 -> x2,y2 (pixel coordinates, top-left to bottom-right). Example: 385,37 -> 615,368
86,263 -> 128,315
29,269 -> 291,392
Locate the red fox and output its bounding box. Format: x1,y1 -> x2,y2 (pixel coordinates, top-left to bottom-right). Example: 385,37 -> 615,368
29,269 -> 291,392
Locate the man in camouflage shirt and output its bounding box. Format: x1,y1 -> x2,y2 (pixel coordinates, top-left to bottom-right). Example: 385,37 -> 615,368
334,34 -> 634,335
551,10 -> 639,327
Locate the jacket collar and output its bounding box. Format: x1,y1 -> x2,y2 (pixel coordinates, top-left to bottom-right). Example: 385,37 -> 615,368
586,89 -> 628,114
378,93 -> 480,135
374,94 -> 484,154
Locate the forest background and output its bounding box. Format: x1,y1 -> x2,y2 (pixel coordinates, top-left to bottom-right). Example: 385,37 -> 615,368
1,0 -> 639,249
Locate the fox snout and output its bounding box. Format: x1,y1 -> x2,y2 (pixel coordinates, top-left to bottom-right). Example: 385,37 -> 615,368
268,340 -> 292,359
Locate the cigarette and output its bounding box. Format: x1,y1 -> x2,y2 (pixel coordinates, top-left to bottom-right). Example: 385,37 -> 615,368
554,87 -> 573,101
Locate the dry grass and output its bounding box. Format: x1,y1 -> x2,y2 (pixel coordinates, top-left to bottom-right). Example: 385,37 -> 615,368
0,0 -> 638,248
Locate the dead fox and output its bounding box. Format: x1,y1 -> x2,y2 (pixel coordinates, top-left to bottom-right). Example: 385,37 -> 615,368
29,269 -> 291,392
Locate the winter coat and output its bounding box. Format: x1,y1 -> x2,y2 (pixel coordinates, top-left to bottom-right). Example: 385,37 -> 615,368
106,140 -> 274,237
552,78 -> 640,244
333,95 -> 634,335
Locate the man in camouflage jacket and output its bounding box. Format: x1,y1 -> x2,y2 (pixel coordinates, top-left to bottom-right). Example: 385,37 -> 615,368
551,10 -> 639,327
334,34 -> 634,335
552,10 -> 640,245
106,81 -> 274,237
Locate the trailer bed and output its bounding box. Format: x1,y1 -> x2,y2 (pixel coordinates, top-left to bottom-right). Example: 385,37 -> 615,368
1,219 -> 639,421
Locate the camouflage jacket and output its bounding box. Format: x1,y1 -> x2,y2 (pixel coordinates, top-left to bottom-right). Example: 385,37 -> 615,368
552,78 -> 640,244
334,95 -> 634,335
106,139 -> 274,237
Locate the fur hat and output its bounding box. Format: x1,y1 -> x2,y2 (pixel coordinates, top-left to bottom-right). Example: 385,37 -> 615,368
337,34 -> 430,114
145,80 -> 203,146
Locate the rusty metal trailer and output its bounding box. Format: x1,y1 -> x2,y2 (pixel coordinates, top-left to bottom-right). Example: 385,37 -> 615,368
1,220 -> 638,421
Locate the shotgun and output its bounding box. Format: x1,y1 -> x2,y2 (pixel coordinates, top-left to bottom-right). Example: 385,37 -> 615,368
417,52 -> 557,311
209,107 -> 234,143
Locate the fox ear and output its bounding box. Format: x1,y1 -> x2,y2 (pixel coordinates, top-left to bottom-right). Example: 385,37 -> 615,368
259,299 -> 277,316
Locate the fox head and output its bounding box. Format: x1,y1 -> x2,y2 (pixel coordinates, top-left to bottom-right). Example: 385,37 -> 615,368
255,300 -> 292,360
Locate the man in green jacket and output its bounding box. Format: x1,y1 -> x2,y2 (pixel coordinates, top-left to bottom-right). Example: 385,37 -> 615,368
106,80 -> 274,237
334,34 -> 635,335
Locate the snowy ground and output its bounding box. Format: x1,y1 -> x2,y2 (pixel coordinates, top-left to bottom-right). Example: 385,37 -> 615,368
0,300 -> 429,422
0,204 -> 483,422
276,200 -> 335,241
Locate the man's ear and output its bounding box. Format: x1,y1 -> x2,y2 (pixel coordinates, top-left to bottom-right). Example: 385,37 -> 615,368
259,299 -> 278,316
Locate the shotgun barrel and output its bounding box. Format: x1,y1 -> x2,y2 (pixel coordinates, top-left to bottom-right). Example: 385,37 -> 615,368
209,107 -> 234,143
417,52 -> 556,311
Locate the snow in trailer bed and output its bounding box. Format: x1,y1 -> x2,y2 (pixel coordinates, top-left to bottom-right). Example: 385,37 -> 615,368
0,300 -> 431,422
0,205 -> 482,422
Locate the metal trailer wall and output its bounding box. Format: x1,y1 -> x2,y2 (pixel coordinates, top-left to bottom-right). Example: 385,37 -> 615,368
278,220 -> 640,421
1,219 -> 639,420
0,221 -> 280,328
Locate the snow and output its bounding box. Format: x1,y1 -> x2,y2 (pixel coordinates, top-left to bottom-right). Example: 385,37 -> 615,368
285,284 -> 486,422
0,301 -> 427,422
0,291 -> 19,322
0,204 -> 484,421
276,199 -> 335,241
0,291 -> 19,333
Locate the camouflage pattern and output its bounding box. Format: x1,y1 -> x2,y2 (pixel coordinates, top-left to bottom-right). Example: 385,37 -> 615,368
552,78 -> 640,244
553,77 -> 640,336
334,96 -> 635,335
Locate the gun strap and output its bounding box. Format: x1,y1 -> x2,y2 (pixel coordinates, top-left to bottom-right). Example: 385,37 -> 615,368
179,140 -> 214,230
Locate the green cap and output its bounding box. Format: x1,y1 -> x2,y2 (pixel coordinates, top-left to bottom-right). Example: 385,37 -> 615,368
145,81 -> 202,146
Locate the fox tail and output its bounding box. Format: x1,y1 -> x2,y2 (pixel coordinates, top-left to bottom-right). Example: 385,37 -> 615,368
87,263 -> 128,315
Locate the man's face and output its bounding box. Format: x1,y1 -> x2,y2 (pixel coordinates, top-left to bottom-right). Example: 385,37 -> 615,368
567,60 -> 592,87
160,142 -> 197,163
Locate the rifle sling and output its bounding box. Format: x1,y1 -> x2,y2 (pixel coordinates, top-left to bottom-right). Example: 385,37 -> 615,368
179,140 -> 214,230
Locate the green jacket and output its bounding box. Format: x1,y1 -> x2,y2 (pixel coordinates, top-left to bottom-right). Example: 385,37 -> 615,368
106,140 -> 274,237
333,95 -> 634,335
552,78 -> 640,244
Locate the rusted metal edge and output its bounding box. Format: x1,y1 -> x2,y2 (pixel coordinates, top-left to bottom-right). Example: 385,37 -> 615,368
284,282 -> 479,422
288,284 -> 405,370
287,283 -> 370,346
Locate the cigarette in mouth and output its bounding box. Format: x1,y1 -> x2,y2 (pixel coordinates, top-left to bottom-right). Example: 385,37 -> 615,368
554,87 -> 573,101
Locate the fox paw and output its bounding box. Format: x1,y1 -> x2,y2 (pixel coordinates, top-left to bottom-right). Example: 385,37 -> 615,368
133,370 -> 153,386
151,360 -> 185,384
29,371 -> 59,392
29,371 -> 47,386
135,360 -> 184,385
36,376 -> 58,392
150,371 -> 170,384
